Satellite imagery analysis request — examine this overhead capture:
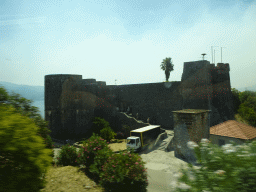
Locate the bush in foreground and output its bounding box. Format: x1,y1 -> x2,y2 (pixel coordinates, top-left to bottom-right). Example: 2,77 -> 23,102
0,104 -> 53,192
61,133 -> 149,191
174,139 -> 256,192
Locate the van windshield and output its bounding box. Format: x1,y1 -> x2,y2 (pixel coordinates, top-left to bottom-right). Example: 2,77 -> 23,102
127,139 -> 135,144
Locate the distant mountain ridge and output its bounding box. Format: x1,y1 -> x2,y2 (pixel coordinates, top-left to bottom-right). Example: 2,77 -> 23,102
233,84 -> 256,92
0,81 -> 44,101
1,81 -> 256,121
0,81 -> 45,119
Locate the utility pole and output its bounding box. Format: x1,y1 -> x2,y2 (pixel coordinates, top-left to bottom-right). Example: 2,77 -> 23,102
221,47 -> 226,63
211,46 -> 219,64
115,79 -> 117,85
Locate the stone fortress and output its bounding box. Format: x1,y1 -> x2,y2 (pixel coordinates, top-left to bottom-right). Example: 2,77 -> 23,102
45,60 -> 235,143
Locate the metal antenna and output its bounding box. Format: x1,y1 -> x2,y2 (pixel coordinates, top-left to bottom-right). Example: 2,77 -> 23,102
202,53 -> 206,61
221,47 -> 226,63
214,49 -> 216,64
211,46 -> 219,64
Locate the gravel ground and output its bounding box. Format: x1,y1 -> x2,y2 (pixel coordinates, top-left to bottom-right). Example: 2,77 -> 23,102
139,149 -> 203,191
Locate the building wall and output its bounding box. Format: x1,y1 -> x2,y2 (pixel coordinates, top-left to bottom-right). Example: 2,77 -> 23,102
172,110 -> 210,163
209,134 -> 256,147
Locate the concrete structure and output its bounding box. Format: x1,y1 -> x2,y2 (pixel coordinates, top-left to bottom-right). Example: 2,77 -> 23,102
172,109 -> 210,163
45,60 -> 235,141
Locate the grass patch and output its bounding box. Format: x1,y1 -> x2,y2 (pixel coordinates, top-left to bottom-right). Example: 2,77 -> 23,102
39,164 -> 105,192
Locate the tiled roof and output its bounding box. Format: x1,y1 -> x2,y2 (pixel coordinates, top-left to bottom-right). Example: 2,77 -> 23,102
210,120 -> 256,140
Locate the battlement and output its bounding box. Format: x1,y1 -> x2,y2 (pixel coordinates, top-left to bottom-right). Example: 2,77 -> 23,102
210,63 -> 230,71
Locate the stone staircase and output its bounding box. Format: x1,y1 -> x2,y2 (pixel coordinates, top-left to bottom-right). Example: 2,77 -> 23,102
117,112 -> 150,130
153,130 -> 175,151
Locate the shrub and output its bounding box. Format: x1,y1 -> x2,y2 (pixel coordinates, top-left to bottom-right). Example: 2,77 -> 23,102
75,133 -> 148,191
100,127 -> 117,142
115,132 -> 125,139
91,117 -> 111,136
0,104 -> 53,192
76,133 -> 113,172
174,139 -> 256,192
122,125 -> 131,137
98,150 -> 149,192
55,144 -> 80,167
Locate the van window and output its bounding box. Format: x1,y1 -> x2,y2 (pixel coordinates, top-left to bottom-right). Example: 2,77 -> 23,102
136,138 -> 139,146
127,139 -> 135,144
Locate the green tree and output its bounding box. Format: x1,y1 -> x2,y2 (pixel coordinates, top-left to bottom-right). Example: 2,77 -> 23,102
100,127 -> 117,143
0,85 -> 54,159
0,104 -> 52,191
237,94 -> 256,127
243,95 -> 256,111
239,90 -> 256,104
91,117 -> 111,136
238,103 -> 256,127
90,117 -> 117,142
231,88 -> 242,114
160,57 -> 174,82
122,124 -> 131,138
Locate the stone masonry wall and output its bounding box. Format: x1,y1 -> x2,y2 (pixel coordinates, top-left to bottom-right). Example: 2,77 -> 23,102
45,60 -> 235,140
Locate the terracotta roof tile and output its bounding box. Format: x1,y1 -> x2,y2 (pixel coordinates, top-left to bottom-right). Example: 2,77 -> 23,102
210,120 -> 256,140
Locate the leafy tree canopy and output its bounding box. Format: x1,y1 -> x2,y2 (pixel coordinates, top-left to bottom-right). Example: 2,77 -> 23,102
0,85 -> 53,154
239,90 -> 256,104
0,104 -> 52,191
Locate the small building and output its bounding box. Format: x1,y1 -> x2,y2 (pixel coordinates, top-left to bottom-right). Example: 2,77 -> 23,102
172,109 -> 211,164
209,120 -> 256,147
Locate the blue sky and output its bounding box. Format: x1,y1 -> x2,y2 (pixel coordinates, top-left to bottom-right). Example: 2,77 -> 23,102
0,0 -> 256,89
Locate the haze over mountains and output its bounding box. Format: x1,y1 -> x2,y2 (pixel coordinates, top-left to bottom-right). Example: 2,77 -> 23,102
1,81 -> 256,120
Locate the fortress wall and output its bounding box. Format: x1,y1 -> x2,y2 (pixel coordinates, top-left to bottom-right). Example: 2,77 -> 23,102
78,79 -> 97,94
107,82 -> 183,129
209,63 -> 235,126
45,74 -> 82,139
180,61 -> 235,127
180,61 -> 212,110
44,60 -> 235,140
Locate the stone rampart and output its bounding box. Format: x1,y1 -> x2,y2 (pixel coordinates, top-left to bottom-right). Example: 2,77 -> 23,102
45,60 -> 235,140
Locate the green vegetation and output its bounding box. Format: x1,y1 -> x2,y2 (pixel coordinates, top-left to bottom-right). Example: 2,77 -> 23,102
160,57 -> 174,82
91,117 -> 117,142
1,81 -> 256,191
0,84 -> 54,158
0,104 -> 53,191
231,88 -> 256,127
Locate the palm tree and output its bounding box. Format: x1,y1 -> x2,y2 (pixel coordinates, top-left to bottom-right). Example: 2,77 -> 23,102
160,57 -> 174,82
